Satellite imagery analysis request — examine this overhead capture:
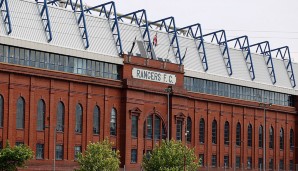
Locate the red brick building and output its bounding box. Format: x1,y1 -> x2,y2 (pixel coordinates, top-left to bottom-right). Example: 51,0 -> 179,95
0,0 -> 297,170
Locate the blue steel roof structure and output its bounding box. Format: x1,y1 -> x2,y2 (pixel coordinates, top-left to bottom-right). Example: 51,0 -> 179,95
0,0 -> 297,94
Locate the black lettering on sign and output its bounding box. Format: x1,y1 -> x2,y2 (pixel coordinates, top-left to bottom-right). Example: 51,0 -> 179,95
137,70 -> 141,78
169,75 -> 173,84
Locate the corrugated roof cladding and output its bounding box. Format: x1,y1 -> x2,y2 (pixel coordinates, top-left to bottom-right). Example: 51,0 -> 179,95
0,0 -> 297,95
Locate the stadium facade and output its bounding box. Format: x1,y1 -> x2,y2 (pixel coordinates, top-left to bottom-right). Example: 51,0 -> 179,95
0,0 -> 297,170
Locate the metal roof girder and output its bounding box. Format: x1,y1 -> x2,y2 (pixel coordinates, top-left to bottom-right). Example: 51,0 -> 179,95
118,10 -> 154,59
84,1 -> 123,55
227,36 -> 255,80
203,30 -> 233,76
177,23 -> 208,71
36,0 -> 53,42
148,17 -> 182,65
0,0 -> 12,34
248,41 -> 276,84
270,46 -> 296,88
65,0 -> 89,49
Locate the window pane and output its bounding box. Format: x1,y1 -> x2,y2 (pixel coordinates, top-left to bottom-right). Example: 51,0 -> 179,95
56,102 -> 64,132
36,144 -> 44,159
37,100 -> 45,131
131,115 -> 138,138
93,106 -> 100,134
16,97 -> 25,129
110,108 -> 117,135
75,104 -> 83,133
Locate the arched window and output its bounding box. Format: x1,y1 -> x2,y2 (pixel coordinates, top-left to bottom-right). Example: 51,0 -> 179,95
37,100 -> 45,131
280,128 -> 284,150
16,97 -> 25,129
236,122 -> 241,146
186,117 -> 192,142
56,102 -> 64,132
224,121 -> 229,145
144,114 -> 166,140
0,95 -> 3,127
199,118 -> 205,143
259,125 -> 263,148
247,124 -> 252,147
75,104 -> 83,133
110,108 -> 117,135
93,106 -> 100,134
212,120 -> 217,144
290,129 -> 294,150
269,126 -> 274,149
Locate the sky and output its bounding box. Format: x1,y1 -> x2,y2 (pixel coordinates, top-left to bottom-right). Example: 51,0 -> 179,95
83,0 -> 298,62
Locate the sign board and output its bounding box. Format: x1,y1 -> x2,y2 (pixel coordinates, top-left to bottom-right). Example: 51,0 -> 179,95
132,68 -> 176,85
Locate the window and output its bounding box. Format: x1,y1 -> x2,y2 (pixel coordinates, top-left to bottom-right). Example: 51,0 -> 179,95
131,115 -> 138,138
224,121 -> 229,145
212,120 -> 217,144
15,142 -> 24,146
186,117 -> 192,142
74,146 -> 81,160
144,114 -> 166,140
211,155 -> 217,167
56,145 -> 63,160
290,129 -> 294,150
37,100 -> 45,131
279,159 -> 284,170
269,158 -> 273,170
236,156 -> 241,168
93,106 -> 100,134
269,126 -> 274,149
110,108 -> 117,136
75,104 -> 83,133
36,144 -> 44,159
280,128 -> 284,150
259,125 -> 263,148
289,160 -> 294,171
176,120 -> 182,141
56,102 -> 64,132
224,156 -> 229,168
16,97 -> 25,129
0,95 -> 3,127
154,115 -> 161,139
131,149 -> 137,163
199,154 -> 204,167
247,124 -> 252,147
199,118 -> 205,143
236,122 -> 241,146
247,157 -> 252,169
258,158 -> 263,169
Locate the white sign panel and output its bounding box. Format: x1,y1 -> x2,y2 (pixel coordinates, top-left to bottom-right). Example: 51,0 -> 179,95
132,68 -> 176,85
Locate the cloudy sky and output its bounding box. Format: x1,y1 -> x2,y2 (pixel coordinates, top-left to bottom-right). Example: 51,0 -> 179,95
83,0 -> 298,61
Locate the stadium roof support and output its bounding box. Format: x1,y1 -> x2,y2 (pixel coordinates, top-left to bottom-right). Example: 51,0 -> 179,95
177,23 -> 208,71
118,10 -> 154,59
227,36 -> 255,80
0,0 -> 12,35
148,17 -> 182,65
65,0 -> 89,49
270,46 -> 296,87
35,0 -> 53,42
247,41 -> 276,84
84,1 -> 123,55
203,30 -> 232,76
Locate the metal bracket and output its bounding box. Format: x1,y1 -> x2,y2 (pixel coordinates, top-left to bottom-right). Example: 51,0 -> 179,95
84,1 -> 123,55
227,36 -> 255,80
148,17 -> 182,65
270,46 -> 295,87
65,0 -> 89,49
0,0 -> 12,34
35,0 -> 53,42
247,41 -> 276,84
118,10 -> 154,59
203,30 -> 232,76
177,23 -> 207,71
